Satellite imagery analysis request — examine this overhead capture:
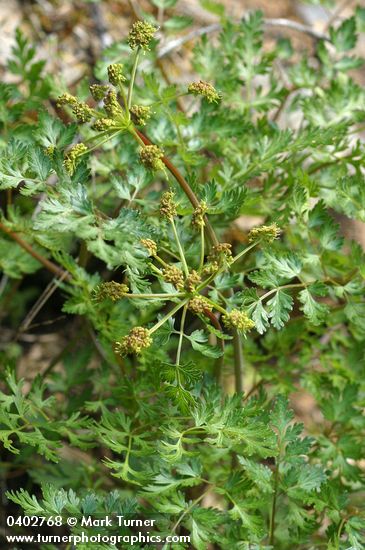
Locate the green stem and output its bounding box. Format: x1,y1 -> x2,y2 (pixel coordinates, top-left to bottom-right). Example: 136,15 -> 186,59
196,242 -> 258,293
176,305 -> 188,366
149,263 -> 164,276
232,326 -> 244,394
132,128 -> 219,247
118,82 -> 129,113
209,286 -> 229,305
269,464 -> 280,546
122,434 -> 133,478
231,242 -> 258,266
199,224 -> 205,272
154,255 -> 169,268
160,246 -> 180,261
149,298 -> 189,334
84,128 -> 117,144
196,272 -> 218,293
128,47 -> 141,109
336,517 -> 347,548
127,293 -> 184,299
170,217 -> 189,277
270,426 -> 285,547
202,296 -> 227,316
128,129 -> 247,396
171,489 -> 210,536
83,130 -> 122,154
130,127 -> 145,146
260,282 -> 310,302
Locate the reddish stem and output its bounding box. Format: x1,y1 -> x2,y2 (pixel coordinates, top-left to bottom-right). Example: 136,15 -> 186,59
135,129 -> 219,247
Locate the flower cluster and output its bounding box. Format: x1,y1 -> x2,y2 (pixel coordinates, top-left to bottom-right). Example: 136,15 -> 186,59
248,223 -> 281,244
57,93 -> 93,122
202,261 -> 219,277
45,145 -> 55,157
93,281 -> 129,302
107,64 -> 126,86
63,143 -> 88,175
130,104 -> 151,126
185,270 -> 201,293
103,90 -> 123,118
139,144 -> 164,171
128,20 -> 157,51
208,243 -> 232,266
115,327 -> 152,355
188,296 -> 212,315
223,309 -> 255,333
192,201 -> 208,229
159,191 -> 177,219
89,84 -> 109,101
162,265 -> 184,290
57,92 -> 76,107
188,81 -> 221,103
92,118 -> 117,132
140,238 -> 157,257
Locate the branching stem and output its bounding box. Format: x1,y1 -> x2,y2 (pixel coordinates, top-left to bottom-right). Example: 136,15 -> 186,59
126,293 -> 184,299
199,224 -> 205,272
128,47 -> 141,109
170,217 -> 189,277
176,304 -> 187,366
133,129 -> 219,247
149,298 -> 189,334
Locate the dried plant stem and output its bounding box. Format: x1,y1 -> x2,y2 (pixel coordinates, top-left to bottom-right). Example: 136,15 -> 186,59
155,18 -> 330,62
0,222 -> 70,281
16,271 -> 69,339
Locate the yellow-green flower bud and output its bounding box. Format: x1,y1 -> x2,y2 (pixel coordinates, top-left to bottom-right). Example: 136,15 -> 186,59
139,144 -> 164,171
72,101 -> 93,123
208,243 -> 232,265
45,145 -> 55,157
130,104 -> 151,126
185,270 -> 201,293
188,81 -> 221,103
159,191 -> 177,219
222,309 -> 255,333
104,90 -> 122,118
115,327 -> 152,355
248,223 -> 281,244
90,84 -> 109,101
192,201 -> 208,229
140,238 -> 157,256
57,93 -> 93,123
93,281 -> 129,302
92,118 -> 117,132
128,20 -> 157,51
162,265 -> 184,290
63,143 -> 88,175
188,295 -> 212,315
107,64 -> 126,86
56,93 -> 78,107
202,261 -> 219,277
